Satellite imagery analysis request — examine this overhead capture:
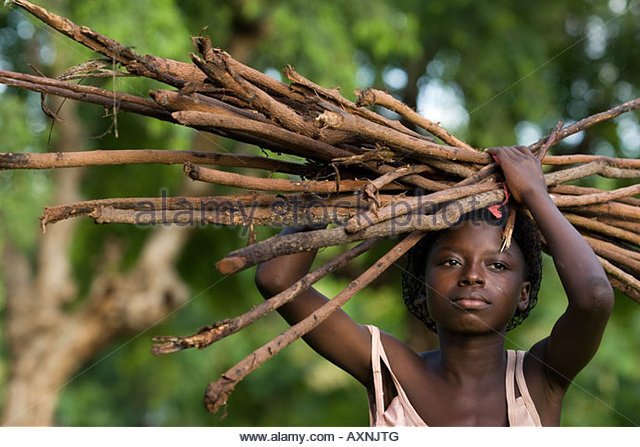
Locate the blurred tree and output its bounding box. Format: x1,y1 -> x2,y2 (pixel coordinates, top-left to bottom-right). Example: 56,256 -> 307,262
0,0 -> 638,427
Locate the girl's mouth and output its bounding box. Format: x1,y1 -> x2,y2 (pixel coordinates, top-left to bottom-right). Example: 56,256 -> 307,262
452,295 -> 490,310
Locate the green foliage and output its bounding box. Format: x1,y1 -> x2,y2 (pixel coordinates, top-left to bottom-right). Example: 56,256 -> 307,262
69,0 -> 191,61
1,0 -> 639,427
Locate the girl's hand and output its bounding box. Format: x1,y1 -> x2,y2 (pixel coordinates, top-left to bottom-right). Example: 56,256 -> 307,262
485,146 -> 547,205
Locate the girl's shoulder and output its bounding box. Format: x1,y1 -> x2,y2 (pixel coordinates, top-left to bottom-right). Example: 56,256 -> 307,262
377,329 -> 426,362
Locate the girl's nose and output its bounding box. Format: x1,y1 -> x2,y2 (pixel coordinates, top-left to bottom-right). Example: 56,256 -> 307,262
458,264 -> 485,287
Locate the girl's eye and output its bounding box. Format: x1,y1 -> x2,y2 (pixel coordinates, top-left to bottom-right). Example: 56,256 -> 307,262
490,262 -> 507,271
442,259 -> 461,267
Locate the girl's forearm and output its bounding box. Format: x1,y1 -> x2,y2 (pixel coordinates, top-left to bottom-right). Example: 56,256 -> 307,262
523,189 -> 613,307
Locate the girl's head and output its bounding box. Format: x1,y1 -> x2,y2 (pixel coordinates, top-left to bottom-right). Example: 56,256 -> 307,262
402,204 -> 542,333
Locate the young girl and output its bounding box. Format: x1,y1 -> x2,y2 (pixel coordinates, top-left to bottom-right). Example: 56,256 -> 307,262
254,145 -> 613,426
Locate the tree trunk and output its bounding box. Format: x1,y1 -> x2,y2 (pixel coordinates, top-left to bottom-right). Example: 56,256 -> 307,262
0,3 -> 268,425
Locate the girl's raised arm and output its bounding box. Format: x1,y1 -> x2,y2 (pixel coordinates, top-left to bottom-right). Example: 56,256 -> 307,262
255,226 -> 373,385
487,146 -> 614,388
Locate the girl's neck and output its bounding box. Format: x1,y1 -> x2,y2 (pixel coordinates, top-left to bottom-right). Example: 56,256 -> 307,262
435,329 -> 507,385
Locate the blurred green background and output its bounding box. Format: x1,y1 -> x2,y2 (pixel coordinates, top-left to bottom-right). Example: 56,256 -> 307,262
0,0 -> 638,426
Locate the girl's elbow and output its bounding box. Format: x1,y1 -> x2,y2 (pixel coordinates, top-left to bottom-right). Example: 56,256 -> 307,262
255,265 -> 290,297
581,277 -> 615,316
595,280 -> 615,314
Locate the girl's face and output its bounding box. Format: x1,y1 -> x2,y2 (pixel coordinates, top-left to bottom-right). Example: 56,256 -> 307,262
424,219 -> 531,334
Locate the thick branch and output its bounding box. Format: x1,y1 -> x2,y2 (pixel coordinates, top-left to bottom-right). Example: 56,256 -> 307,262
216,189 -> 505,273
0,150 -> 310,174
193,52 -> 327,141
345,182 -> 498,233
40,193 -> 383,227
366,165 -> 434,190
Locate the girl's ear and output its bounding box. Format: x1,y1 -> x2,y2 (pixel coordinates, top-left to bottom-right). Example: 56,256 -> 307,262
517,281 -> 531,312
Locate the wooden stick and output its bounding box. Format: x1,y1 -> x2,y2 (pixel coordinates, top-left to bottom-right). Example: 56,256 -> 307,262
544,160 -> 639,186
535,121 -> 564,161
216,189 -> 505,273
192,53 -> 321,139
531,97 -> 640,152
566,202 -> 640,222
39,193 -> 383,227
9,0 -> 204,86
0,70 -> 171,121
283,65 -> 429,141
608,276 -> 640,304
183,162 -> 405,193
189,36 -> 292,100
591,216 -> 640,233
0,150 -> 310,174
550,184 -> 640,207
551,184 -> 640,207
375,164 -> 448,192
316,110 -> 489,164
366,165 -> 434,191
344,182 -> 497,234
454,162 -> 498,187
565,213 -> 640,246
171,110 -> 354,162
588,243 -> 640,277
151,238 -> 379,355
422,156 -> 479,179
542,154 -> 640,169
585,235 -> 640,263
357,88 -> 475,151
598,256 -> 640,303
203,231 -> 424,414
455,148 -> 640,192
149,89 -> 270,124
89,206 -> 358,227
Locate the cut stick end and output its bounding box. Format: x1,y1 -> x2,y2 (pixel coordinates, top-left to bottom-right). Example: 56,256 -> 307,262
171,111 -> 188,123
355,88 -> 376,107
150,336 -> 187,356
204,381 -> 234,415
183,161 -> 197,178
282,64 -> 296,81
344,218 -> 364,234
39,212 -> 52,233
216,256 -> 247,274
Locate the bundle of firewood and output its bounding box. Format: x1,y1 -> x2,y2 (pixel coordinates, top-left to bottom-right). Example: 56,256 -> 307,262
1,1 -> 638,414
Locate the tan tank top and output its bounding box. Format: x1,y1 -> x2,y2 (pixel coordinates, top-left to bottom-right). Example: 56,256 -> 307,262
366,325 -> 543,427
